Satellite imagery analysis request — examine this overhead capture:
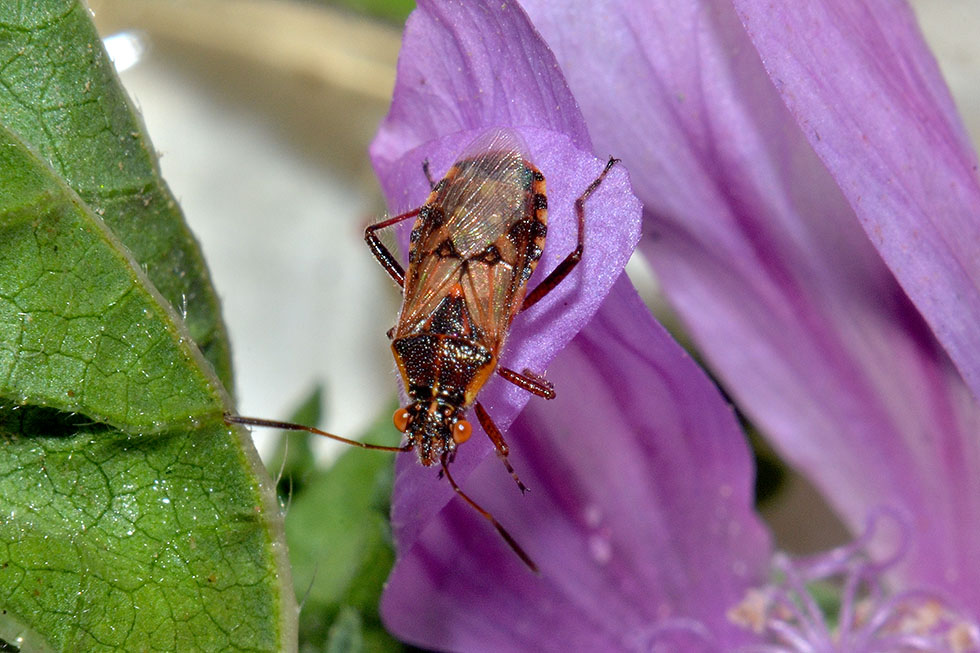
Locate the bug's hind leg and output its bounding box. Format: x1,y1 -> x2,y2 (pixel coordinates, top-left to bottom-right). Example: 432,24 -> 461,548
498,366 -> 555,400
366,159 -> 441,287
474,402 -> 528,494
520,157 -> 620,311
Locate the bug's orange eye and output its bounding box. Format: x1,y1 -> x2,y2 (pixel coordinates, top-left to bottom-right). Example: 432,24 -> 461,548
452,419 -> 472,444
393,408 -> 411,432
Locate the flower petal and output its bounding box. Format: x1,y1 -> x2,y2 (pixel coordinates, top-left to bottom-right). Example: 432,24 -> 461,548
370,0 -> 592,171
732,0 -> 980,402
521,0 -> 980,609
379,130 -> 641,551
381,279 -> 772,651
369,0 -> 642,555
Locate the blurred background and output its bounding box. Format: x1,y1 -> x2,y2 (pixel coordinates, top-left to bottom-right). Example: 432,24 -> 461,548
88,0 -> 980,558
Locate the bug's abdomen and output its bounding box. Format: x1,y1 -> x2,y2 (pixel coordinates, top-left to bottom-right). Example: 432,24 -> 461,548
392,335 -> 496,407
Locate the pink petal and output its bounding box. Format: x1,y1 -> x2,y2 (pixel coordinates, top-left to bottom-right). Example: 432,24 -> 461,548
521,0 -> 980,610
381,279 -> 772,651
732,0 -> 980,402
370,0 -> 592,171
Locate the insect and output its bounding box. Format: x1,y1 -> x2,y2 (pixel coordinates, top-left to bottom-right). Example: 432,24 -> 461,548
226,129 -> 619,572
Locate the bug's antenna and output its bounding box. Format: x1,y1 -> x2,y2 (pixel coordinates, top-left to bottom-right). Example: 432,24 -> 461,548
440,453 -> 538,573
224,414 -> 414,453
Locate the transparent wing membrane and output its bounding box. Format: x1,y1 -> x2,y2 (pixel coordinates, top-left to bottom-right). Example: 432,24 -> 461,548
396,128 -> 544,351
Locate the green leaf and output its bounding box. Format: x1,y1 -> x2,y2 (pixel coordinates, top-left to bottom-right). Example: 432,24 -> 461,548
0,122 -> 293,651
0,0 -> 234,389
0,3 -> 294,650
284,407 -> 404,652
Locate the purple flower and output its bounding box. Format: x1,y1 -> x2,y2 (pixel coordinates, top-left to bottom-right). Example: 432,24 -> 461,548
369,0 -> 980,651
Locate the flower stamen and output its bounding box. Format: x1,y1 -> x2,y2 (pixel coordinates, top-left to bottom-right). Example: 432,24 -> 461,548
729,509 -> 980,652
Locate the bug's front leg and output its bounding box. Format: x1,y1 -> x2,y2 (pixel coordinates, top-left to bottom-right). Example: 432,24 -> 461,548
474,402 -> 528,494
364,208 -> 420,288
439,453 -> 538,572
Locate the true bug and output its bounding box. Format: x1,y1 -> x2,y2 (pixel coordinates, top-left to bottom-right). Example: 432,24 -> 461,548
227,129 -> 619,571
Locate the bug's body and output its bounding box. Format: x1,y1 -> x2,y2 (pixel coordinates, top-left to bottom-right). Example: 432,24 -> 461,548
227,128 -> 619,571
391,132 -> 547,466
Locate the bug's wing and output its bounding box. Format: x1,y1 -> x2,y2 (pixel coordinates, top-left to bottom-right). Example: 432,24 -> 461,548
397,129 -> 545,349
398,247 -> 467,337
456,176 -> 545,350
438,130 -> 532,259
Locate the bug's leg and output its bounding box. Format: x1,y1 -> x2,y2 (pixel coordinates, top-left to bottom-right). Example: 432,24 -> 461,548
224,414 -> 414,453
363,208 -> 421,288
520,157 -> 621,311
422,159 -> 437,189
436,448 -> 458,479
440,453 -> 538,572
497,367 -> 555,400
474,402 -> 528,494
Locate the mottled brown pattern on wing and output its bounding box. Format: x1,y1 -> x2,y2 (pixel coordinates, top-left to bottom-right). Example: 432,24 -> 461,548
394,131 -> 547,369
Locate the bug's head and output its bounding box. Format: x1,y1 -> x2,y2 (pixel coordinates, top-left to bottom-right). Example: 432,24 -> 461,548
393,401 -> 472,466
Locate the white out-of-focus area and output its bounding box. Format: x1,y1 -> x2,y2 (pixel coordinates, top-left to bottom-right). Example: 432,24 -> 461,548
102,30 -> 146,73
910,0 -> 980,148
